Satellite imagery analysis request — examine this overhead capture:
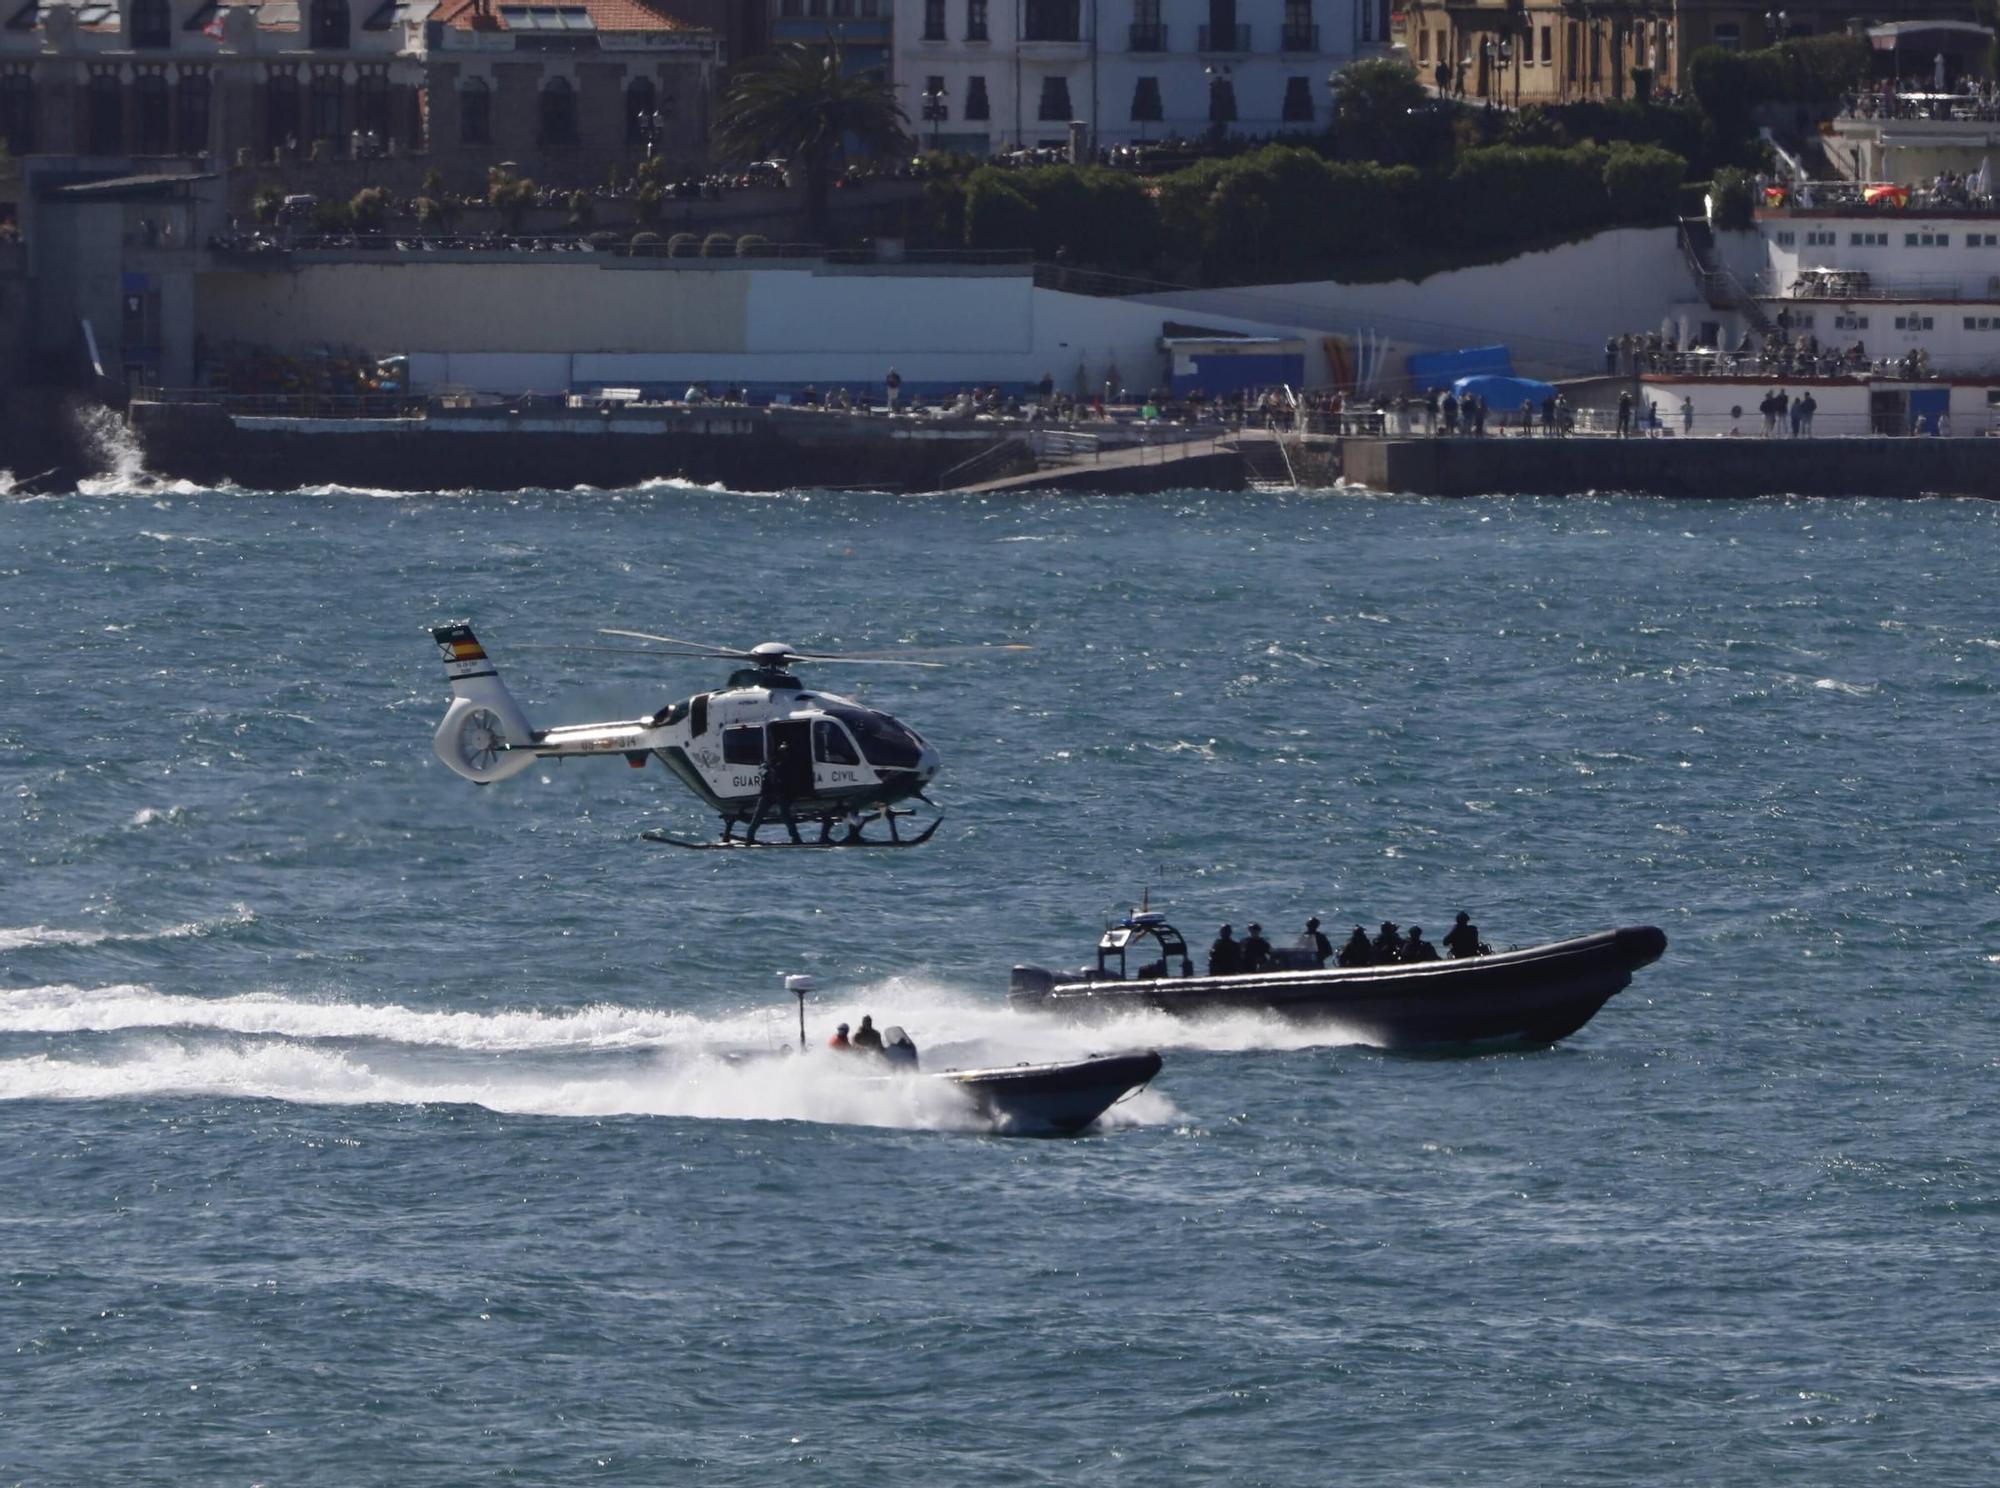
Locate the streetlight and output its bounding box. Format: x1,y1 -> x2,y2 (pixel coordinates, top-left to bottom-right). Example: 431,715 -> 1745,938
1763,8 -> 1787,42
641,108 -> 664,159
921,80 -> 948,150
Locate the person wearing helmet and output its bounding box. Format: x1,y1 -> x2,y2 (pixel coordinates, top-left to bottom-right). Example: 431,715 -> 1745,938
1303,916 -> 1333,967
1339,925 -> 1374,967
1207,925 -> 1241,977
1402,925 -> 1440,962
1444,911 -> 1483,958
1240,923 -> 1273,973
829,1022 -> 851,1050
1371,921 -> 1403,963
851,1014 -> 884,1053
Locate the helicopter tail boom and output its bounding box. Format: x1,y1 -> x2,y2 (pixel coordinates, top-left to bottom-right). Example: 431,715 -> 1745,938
431,622 -> 539,784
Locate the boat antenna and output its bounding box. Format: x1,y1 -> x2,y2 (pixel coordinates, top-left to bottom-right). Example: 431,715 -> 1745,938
785,974 -> 815,1050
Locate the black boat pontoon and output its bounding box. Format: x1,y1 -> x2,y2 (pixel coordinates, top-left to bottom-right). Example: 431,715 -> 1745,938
1009,913 -> 1667,1052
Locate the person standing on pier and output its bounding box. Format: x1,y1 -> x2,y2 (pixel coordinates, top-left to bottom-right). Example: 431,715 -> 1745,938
1681,396 -> 1694,436
1799,390 -> 1817,437
885,366 -> 902,411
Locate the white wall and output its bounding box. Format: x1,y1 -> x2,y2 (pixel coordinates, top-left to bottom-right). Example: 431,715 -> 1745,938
1132,226 -> 1692,387
205,258 -> 1322,394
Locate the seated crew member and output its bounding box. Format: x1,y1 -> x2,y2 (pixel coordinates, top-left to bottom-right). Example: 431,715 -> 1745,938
1371,921 -> 1403,964
1339,926 -> 1374,967
1443,911 -> 1483,958
1240,923 -> 1273,973
1402,925 -> 1440,962
1208,925 -> 1242,977
1303,917 -> 1333,967
829,1022 -> 851,1050
851,1014 -> 884,1053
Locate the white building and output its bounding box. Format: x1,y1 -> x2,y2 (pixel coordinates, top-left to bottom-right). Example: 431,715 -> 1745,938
892,0 -> 1374,153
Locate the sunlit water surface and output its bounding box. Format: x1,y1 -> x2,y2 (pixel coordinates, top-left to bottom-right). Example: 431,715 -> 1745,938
2,481 -> 1996,1484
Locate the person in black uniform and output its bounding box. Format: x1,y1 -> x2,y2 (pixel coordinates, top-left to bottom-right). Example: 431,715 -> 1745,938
1401,926 -> 1439,962
1208,925 -> 1241,976
1303,917 -> 1334,967
1240,923 -> 1273,972
851,1014 -> 884,1052
1339,926 -> 1374,967
1443,911 -> 1483,958
1371,921 -> 1403,963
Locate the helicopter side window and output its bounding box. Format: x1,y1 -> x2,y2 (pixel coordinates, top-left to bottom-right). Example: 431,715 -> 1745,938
721,725 -> 763,766
690,693 -> 709,737
812,718 -> 861,766
825,705 -> 923,770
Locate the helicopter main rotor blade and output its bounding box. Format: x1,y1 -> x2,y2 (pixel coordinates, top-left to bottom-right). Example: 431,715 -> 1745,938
599,627 -> 756,658
788,643 -> 1033,662
507,643 -> 725,659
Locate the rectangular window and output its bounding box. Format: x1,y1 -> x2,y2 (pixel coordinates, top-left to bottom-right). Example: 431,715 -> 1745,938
722,727 -> 764,766
1038,74 -> 1073,121
1712,22 -> 1739,49
1282,75 -> 1313,122
1024,0 -> 1079,41
1905,232 -> 1919,247
923,0 -> 944,39
966,0 -> 987,39
965,74 -> 990,119
1417,28 -> 1427,61
1540,25 -> 1551,63
1130,75 -> 1161,122
1774,231 -> 1794,246
1937,234 -> 1950,247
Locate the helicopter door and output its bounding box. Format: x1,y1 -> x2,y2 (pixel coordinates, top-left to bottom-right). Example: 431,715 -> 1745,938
766,719 -> 816,799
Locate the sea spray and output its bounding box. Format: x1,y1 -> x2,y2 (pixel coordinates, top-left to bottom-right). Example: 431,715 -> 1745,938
67,398 -> 148,488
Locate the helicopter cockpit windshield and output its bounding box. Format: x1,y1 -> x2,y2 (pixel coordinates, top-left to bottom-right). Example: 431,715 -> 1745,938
823,705 -> 926,770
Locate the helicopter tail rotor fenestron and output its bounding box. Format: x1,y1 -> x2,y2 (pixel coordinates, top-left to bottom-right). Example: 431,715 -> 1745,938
430,622 -> 539,784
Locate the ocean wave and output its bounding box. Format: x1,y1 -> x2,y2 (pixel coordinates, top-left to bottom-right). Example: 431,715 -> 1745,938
0,974 -> 1368,1060
0,907 -> 253,952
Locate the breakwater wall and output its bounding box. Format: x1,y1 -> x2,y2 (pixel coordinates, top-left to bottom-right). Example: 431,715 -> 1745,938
1342,436 -> 2000,499
127,402 -> 1021,493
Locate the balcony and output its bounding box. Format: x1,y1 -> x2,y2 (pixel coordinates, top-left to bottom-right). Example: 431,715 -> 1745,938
1198,22 -> 1250,51
1129,21 -> 1167,49
1280,23 -> 1318,51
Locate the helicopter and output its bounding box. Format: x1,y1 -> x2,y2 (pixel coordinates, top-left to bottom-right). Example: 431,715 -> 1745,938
429,621 -> 1021,848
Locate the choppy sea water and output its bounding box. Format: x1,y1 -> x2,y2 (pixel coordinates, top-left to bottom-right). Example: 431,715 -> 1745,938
2,479 -> 1997,1485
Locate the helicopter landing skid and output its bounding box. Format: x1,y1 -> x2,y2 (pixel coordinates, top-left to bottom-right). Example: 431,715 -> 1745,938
641,809 -> 943,851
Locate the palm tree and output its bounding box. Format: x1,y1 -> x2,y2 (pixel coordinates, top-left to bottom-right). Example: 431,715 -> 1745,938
712,40 -> 909,247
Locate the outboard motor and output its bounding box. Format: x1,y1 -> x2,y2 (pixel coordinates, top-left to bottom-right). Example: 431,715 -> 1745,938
1009,965 -> 1057,1006
880,1026 -> 919,1069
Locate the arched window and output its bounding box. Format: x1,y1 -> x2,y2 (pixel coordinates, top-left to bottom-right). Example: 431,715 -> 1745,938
0,71 -> 32,156
356,70 -> 389,139
310,70 -> 344,150
134,72 -> 170,152
539,76 -> 576,146
459,77 -> 491,144
625,77 -> 656,145
311,0 -> 349,47
87,71 -> 123,155
266,71 -> 301,153
177,68 -> 211,154
131,0 -> 172,48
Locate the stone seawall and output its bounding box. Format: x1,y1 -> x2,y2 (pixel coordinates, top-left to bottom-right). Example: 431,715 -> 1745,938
1342,437 -> 2000,499
127,403 -> 1016,494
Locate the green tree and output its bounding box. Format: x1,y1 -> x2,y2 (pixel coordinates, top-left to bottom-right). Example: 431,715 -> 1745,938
1332,58 -> 1438,166
711,39 -> 908,244
962,170 -> 1036,250
634,182 -> 664,223
349,185 -> 390,233
252,184 -> 284,225
1710,166 -> 1756,231
568,189 -> 596,230
1602,142 -> 1685,224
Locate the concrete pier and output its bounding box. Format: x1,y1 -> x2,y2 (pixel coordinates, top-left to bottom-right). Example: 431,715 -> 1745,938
1341,435 -> 2000,499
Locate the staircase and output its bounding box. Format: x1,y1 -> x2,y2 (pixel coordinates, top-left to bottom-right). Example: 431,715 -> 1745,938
1680,217 -> 1774,335
1235,434 -> 1297,492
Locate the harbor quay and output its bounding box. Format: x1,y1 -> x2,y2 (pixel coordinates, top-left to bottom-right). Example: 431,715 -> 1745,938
1342,429 -> 2000,500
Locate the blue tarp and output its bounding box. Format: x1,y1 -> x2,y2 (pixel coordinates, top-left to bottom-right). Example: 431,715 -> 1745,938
1450,373 -> 1557,408
1406,345 -> 1512,389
